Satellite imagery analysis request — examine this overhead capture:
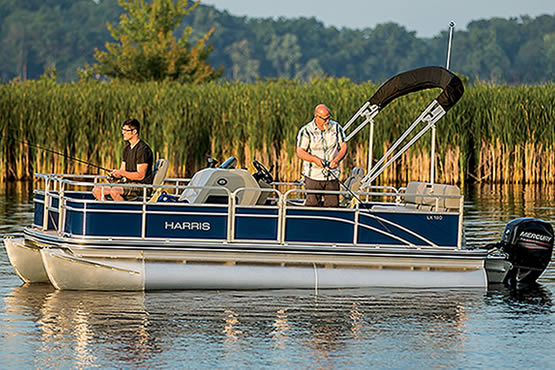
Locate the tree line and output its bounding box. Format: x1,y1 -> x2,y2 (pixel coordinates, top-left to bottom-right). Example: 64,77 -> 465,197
0,0 -> 553,83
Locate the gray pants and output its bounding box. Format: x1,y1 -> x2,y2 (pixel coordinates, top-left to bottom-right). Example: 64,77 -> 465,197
304,177 -> 339,207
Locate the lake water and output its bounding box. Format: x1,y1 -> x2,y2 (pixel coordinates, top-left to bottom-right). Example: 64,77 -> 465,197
0,182 -> 553,368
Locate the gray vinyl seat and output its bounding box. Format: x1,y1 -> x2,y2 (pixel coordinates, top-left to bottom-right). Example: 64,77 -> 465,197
370,182 -> 461,212
340,167 -> 365,207
148,158 -> 169,202
403,181 -> 461,211
152,159 -> 168,185
122,159 -> 168,202
255,180 -> 273,205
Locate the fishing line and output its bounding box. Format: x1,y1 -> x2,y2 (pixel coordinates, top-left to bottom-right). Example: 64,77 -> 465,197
19,140 -> 111,173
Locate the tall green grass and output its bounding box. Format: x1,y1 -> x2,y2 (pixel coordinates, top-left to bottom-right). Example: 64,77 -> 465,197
1,78 -> 553,184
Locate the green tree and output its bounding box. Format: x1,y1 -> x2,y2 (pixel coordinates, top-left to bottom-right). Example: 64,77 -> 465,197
88,0 -> 221,82
295,58 -> 324,80
265,33 -> 301,78
225,39 -> 259,82
0,10 -> 39,81
544,33 -> 555,80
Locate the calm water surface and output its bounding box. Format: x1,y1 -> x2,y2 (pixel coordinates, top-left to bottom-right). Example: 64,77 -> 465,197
0,182 -> 553,368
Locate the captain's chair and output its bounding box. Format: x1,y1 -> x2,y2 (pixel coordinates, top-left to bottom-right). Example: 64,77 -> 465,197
148,158 -> 169,202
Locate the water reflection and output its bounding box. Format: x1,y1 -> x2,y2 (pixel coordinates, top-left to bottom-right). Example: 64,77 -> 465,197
271,308 -> 290,349
464,183 -> 555,247
487,283 -> 553,308
3,285 -> 156,367
2,285 -> 491,368
0,181 -> 34,237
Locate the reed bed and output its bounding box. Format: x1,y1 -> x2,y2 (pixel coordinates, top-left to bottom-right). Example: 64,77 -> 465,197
0,79 -> 553,184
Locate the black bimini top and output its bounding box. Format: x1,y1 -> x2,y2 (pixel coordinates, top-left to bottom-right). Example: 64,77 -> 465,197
368,66 -> 464,112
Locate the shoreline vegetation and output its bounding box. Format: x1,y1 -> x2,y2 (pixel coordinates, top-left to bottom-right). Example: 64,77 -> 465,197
1,78 -> 553,184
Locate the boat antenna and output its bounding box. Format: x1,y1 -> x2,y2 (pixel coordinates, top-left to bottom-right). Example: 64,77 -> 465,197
446,21 -> 455,70
19,140 -> 111,173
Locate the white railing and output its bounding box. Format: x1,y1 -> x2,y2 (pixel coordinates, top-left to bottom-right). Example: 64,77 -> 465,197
33,173 -> 464,250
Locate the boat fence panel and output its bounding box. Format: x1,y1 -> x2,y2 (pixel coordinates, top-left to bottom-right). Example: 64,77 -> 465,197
64,199 -> 85,235
33,192 -> 45,228
284,208 -> 356,244
39,191 -> 60,231
62,192 -> 97,235
234,206 -> 279,241
64,200 -> 230,241
85,202 -> 144,238
357,210 -> 460,248
230,188 -> 283,242
145,204 -> 228,240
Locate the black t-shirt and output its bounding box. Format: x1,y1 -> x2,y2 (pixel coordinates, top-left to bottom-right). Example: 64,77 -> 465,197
122,139 -> 153,184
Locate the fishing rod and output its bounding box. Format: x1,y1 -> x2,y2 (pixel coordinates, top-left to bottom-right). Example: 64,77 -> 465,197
322,161 -> 394,234
322,160 -> 370,210
19,140 -> 112,173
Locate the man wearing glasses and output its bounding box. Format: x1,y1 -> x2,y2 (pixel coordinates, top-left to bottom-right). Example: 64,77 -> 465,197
93,118 -> 153,200
296,104 -> 347,207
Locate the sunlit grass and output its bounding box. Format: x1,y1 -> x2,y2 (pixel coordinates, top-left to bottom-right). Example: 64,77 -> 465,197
0,79 -> 553,184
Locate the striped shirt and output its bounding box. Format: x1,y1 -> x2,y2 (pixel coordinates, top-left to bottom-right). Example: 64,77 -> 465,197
297,119 -> 346,180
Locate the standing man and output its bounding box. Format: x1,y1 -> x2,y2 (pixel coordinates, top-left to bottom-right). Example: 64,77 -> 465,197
296,104 -> 347,207
93,118 -> 154,201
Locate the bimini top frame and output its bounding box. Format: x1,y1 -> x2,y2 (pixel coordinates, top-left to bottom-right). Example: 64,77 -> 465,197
343,66 -> 464,188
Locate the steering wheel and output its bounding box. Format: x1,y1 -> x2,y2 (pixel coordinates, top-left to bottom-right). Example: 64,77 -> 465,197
252,159 -> 274,184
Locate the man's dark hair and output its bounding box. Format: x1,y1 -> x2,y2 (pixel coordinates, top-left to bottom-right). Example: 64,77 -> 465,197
123,118 -> 140,134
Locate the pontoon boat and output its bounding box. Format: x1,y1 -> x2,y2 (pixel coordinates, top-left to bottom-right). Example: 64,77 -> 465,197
4,67 -> 553,291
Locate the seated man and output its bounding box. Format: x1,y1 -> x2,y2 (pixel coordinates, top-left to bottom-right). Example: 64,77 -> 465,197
93,118 -> 153,201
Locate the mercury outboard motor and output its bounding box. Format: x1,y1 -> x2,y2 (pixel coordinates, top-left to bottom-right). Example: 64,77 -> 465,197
495,218 -> 553,285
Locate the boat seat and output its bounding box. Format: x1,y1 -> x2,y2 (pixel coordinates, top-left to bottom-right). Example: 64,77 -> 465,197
255,180 -> 273,205
340,167 -> 365,207
404,181 -> 461,211
148,158 -> 169,202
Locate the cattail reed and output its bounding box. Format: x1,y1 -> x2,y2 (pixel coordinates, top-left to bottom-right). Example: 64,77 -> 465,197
0,79 -> 553,185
